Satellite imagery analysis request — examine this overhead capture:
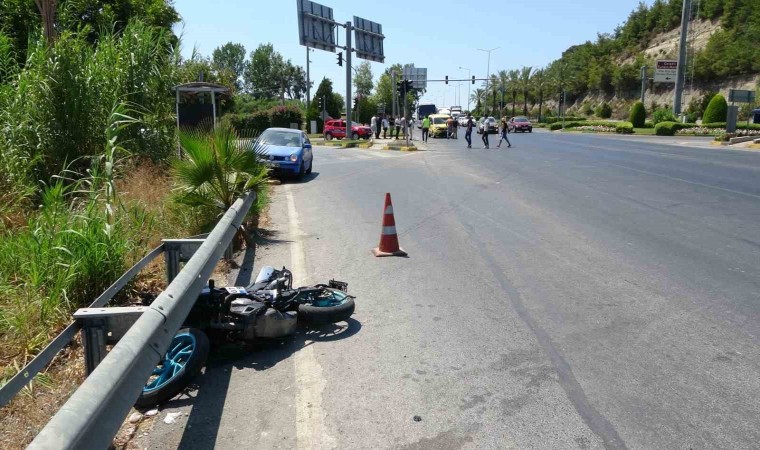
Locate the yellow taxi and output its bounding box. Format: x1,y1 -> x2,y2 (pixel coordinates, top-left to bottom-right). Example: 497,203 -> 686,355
428,114 -> 451,138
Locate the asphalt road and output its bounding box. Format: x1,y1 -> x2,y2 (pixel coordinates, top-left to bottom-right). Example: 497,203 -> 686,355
141,130 -> 760,449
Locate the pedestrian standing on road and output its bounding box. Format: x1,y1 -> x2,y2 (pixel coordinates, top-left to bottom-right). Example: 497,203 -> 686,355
497,116 -> 512,148
382,116 -> 389,139
482,118 -> 490,149
408,117 -> 414,140
395,116 -> 402,140
421,115 -> 430,142
465,114 -> 474,149
446,117 -> 454,139
453,118 -> 459,139
371,115 -> 378,140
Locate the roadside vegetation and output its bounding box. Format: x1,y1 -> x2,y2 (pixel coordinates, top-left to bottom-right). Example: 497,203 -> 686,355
0,2 -> 269,443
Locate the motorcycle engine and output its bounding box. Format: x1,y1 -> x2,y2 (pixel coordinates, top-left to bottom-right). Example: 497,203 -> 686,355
228,297 -> 297,340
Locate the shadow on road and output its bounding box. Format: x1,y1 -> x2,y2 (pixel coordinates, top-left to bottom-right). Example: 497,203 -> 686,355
275,171 -> 320,185
171,318 -> 361,450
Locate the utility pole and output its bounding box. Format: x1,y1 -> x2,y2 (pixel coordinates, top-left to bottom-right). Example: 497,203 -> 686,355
345,21 -> 352,129
640,65 -> 647,104
306,47 -> 312,110
673,0 -> 692,117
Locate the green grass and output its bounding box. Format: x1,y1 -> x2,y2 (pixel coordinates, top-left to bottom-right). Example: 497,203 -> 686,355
633,128 -> 656,135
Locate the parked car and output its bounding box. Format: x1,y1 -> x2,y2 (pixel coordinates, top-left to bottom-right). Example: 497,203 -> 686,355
428,114 -> 451,138
257,128 -> 313,178
509,116 -> 533,133
478,117 -> 497,134
323,120 -> 372,140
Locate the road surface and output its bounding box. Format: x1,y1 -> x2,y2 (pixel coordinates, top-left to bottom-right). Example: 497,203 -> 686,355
140,130 -> 760,449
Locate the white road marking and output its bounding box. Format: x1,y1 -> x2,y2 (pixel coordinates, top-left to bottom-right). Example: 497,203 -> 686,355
286,186 -> 336,450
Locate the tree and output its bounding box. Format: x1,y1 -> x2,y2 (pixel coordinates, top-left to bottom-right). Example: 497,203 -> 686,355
507,70 -> 520,117
531,69 -> 548,121
244,43 -> 286,99
519,66 -> 533,115
354,61 -> 373,97
702,93 -> 728,123
471,89 -> 485,115
213,42 -> 247,91
306,77 -> 340,132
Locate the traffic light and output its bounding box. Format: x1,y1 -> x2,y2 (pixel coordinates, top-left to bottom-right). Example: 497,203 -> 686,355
445,76 -> 448,85
337,52 -> 343,67
472,75 -> 476,84
405,80 -> 414,92
396,80 -> 404,96
353,97 -> 358,110
318,96 -> 324,111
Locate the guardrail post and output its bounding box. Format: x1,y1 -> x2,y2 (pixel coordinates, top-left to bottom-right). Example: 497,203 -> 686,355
81,318 -> 107,375
165,243 -> 180,283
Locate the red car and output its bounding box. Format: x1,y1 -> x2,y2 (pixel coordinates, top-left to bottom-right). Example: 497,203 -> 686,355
508,116 -> 533,133
324,120 -> 372,140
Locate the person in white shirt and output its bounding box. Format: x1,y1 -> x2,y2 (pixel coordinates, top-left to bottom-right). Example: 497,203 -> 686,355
395,117 -> 403,140
370,115 -> 377,139
382,116 -> 389,139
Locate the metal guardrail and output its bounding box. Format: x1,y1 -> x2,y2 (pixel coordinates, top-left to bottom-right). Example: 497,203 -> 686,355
23,192 -> 255,449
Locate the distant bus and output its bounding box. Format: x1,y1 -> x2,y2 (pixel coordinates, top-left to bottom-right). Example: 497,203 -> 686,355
416,104 -> 437,127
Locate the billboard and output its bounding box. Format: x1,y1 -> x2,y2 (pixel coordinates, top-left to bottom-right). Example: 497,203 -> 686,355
297,0 -> 337,53
353,16 -> 385,63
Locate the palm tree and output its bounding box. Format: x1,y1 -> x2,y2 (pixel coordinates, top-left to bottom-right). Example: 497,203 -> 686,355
508,69 -> 520,117
489,74 -> 500,117
519,66 -> 533,115
172,123 -> 269,247
471,88 -> 485,115
531,68 -> 547,121
497,70 -> 509,116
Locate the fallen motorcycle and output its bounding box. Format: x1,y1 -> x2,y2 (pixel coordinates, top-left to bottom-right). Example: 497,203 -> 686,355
136,266 -> 354,407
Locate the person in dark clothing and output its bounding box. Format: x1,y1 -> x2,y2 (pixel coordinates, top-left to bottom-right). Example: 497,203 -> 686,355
465,115 -> 474,149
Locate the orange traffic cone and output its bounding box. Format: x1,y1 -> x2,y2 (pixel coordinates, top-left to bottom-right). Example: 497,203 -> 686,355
372,193 -> 408,257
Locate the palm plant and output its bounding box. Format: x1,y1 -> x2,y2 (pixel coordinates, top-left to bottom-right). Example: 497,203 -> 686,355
519,66 -> 533,115
172,123 -> 269,246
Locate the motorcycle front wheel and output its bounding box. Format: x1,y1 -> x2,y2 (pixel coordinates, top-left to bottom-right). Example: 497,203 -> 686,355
298,288 -> 355,325
135,327 -> 210,408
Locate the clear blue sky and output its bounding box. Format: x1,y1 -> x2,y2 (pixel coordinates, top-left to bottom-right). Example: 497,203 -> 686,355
174,0 -> 655,107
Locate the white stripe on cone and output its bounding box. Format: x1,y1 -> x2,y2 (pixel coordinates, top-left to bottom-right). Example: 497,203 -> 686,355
382,226 -> 396,235
384,205 -> 394,214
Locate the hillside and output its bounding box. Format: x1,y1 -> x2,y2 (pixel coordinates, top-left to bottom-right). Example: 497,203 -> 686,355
492,0 -> 760,121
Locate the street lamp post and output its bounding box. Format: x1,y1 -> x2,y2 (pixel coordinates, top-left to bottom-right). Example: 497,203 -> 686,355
477,47 -> 499,116
306,47 -> 314,110
459,66 -> 471,112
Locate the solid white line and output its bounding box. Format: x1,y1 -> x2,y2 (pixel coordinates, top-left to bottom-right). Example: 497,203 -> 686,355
286,186 -> 336,450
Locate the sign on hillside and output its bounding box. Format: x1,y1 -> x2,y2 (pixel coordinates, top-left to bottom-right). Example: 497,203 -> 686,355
728,89 -> 756,104
654,60 -> 677,83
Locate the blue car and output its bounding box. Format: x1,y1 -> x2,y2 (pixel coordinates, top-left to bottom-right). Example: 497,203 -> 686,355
257,128 -> 314,178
